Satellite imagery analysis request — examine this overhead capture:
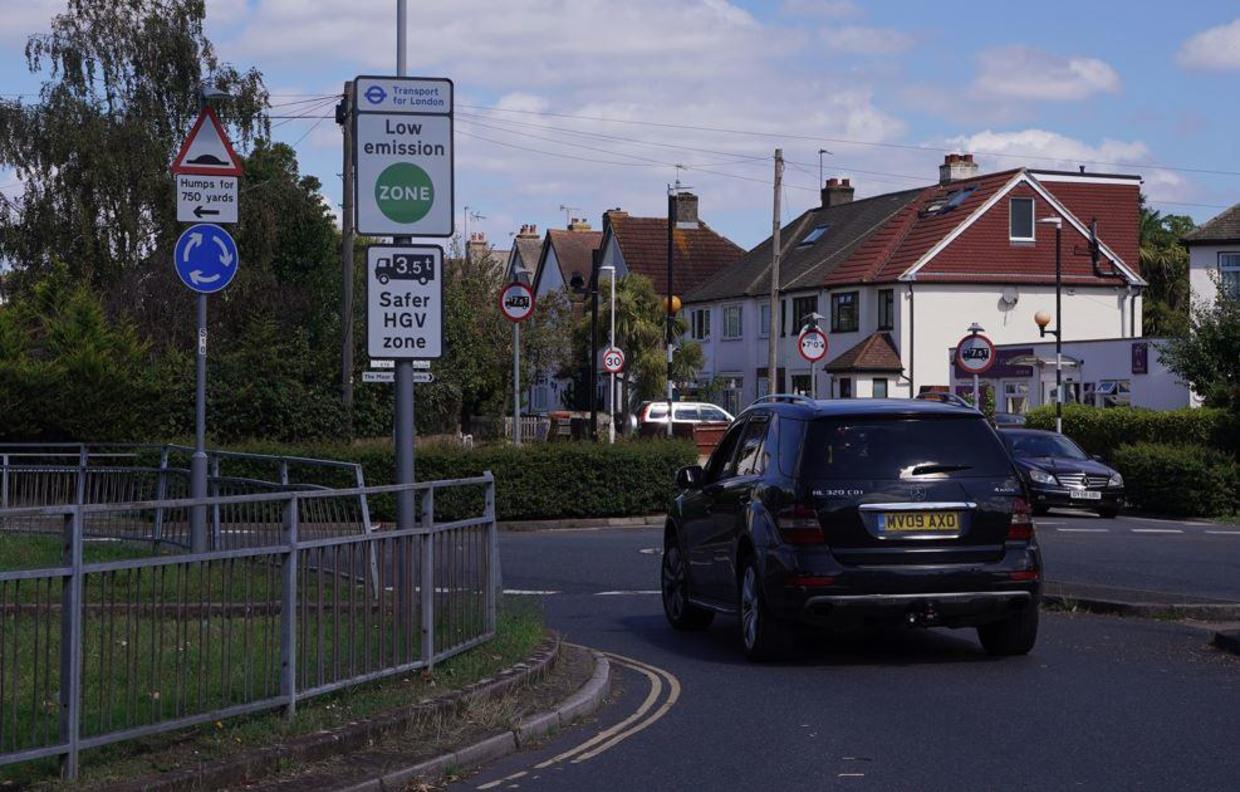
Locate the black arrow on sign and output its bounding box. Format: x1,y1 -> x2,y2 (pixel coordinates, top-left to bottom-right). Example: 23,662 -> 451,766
193,205 -> 220,218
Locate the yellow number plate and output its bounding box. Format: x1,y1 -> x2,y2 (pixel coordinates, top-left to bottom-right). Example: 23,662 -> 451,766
881,511 -> 960,533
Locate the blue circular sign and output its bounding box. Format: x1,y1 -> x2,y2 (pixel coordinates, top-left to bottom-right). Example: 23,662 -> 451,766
364,85 -> 387,105
173,223 -> 239,294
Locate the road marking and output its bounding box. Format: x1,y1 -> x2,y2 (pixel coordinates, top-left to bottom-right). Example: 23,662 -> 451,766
503,589 -> 560,596
477,771 -> 527,790
530,649 -> 682,770
839,773 -> 866,778
638,547 -> 663,555
1206,530 -> 1240,536
1056,527 -> 1110,533
1131,528 -> 1183,534
571,653 -> 682,763
1129,516 -> 1213,527
594,590 -> 660,596
1036,521 -> 1066,526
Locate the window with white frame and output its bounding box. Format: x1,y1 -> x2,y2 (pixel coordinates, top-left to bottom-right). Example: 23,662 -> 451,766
1221,252 -> 1240,301
1097,379 -> 1131,408
722,304 -> 743,339
758,303 -> 770,339
1009,197 -> 1035,241
1003,382 -> 1028,414
690,307 -> 711,340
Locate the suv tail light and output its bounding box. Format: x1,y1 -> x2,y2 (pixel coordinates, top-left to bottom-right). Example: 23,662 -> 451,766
1008,496 -> 1034,541
777,503 -> 823,545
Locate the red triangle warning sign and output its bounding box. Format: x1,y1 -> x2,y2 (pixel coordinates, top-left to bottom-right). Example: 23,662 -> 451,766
171,106 -> 244,176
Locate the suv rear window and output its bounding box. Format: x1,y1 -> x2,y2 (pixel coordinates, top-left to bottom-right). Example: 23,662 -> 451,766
802,416 -> 1014,480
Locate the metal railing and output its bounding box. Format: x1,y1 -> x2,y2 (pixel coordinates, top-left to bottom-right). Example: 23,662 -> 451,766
1,444 -> 374,549
0,474 -> 498,779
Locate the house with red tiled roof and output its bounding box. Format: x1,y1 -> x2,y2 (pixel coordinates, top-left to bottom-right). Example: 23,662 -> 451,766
598,192 -> 745,297
683,155 -> 1146,413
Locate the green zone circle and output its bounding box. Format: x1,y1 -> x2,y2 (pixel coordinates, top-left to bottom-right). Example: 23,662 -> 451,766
375,162 -> 434,224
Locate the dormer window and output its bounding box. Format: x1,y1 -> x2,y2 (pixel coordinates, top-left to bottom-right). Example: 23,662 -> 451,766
1009,197 -> 1035,242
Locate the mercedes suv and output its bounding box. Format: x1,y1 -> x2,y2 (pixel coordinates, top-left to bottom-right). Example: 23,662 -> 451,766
661,396 -> 1042,660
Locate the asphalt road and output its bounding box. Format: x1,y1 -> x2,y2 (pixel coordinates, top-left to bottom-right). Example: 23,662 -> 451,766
449,517 -> 1240,791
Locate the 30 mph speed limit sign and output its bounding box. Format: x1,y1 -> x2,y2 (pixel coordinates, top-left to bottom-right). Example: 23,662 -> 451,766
798,327 -> 828,363
602,347 -> 625,374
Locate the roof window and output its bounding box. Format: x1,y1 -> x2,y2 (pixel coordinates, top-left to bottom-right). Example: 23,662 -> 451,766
798,224 -> 831,247
923,186 -> 976,216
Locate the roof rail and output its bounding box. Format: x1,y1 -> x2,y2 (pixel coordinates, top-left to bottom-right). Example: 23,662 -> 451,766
751,393 -> 815,407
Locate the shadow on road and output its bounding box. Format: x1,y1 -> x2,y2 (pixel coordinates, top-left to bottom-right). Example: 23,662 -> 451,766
617,612 -> 996,668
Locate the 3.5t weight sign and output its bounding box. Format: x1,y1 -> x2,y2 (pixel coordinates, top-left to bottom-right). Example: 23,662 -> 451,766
498,282 -> 536,323
366,244 -> 443,359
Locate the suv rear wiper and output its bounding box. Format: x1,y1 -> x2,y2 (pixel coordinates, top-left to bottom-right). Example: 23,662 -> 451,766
909,463 -> 973,476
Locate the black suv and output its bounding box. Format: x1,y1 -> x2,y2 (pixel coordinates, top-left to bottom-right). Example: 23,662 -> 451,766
662,396 -> 1041,660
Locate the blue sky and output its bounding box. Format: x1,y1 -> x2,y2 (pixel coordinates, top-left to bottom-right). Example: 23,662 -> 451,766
3,0 -> 1239,251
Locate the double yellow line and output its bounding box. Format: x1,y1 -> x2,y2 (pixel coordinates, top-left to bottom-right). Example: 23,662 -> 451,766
536,649 -> 681,768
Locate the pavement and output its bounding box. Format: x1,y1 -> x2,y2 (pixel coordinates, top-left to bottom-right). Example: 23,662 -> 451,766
442,510 -> 1240,791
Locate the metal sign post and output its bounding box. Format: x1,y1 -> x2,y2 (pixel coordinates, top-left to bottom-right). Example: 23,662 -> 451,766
499,282 -> 536,445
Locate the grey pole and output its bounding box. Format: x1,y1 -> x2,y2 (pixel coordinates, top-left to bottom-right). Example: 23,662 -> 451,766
393,0 -> 415,528
340,81 -> 356,414
513,321 -> 521,446
1055,221 -> 1063,434
190,294 -> 208,551
665,192 -> 675,438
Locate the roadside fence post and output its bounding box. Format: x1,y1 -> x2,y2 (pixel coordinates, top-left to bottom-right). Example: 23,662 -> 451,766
154,447 -> 169,547
280,495 -> 300,720
76,447 -> 88,507
58,505 -> 84,780
484,471 -> 499,633
420,486 -> 435,668
1,453 -> 9,510
278,459 -> 290,487
210,456 -> 222,549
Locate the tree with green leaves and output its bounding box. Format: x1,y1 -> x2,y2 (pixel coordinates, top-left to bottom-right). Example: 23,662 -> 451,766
1159,282 -> 1240,410
0,0 -> 268,295
1139,203 -> 1195,337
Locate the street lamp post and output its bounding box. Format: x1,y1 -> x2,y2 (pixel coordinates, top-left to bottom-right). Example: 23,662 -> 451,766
602,264 -> 617,444
1036,215 -> 1064,434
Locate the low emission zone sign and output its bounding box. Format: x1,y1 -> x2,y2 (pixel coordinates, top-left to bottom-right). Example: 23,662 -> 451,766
353,75 -> 453,237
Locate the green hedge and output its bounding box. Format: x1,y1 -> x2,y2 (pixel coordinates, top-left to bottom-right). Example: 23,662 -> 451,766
1025,404 -> 1239,458
218,439 -> 698,523
1110,443 -> 1240,517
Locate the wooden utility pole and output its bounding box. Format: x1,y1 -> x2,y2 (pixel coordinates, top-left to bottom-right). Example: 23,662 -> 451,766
767,149 -> 783,395
339,81 -> 355,412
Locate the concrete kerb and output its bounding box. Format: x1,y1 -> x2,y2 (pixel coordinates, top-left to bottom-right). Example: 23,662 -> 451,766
338,651 -> 612,792
100,633 -> 563,792
499,515 -> 664,532
1042,581 -> 1240,621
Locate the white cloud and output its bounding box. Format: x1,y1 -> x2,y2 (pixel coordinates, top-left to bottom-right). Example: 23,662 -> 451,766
779,0 -> 860,18
973,46 -> 1121,101
942,128 -> 1189,199
1177,18 -> 1240,71
821,25 -> 915,55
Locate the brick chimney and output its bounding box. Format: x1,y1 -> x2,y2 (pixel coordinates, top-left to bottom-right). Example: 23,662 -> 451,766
939,153 -> 979,185
568,217 -> 593,232
516,223 -> 539,238
671,192 -> 699,229
466,231 -> 488,263
603,208 -> 629,233
821,177 -> 854,209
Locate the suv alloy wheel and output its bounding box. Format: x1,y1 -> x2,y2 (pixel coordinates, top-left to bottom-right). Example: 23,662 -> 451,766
739,556 -> 790,661
661,534 -> 713,630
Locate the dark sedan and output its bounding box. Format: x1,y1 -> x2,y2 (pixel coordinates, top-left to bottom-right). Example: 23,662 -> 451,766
999,429 -> 1123,518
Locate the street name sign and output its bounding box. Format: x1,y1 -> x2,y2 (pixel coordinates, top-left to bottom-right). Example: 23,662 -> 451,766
174,223 -> 238,294
602,347 -> 625,374
171,107 -> 244,177
955,333 -> 997,375
366,244 -> 443,359
176,174 -> 238,224
498,282 -> 536,322
798,327 -> 828,363
369,359 -> 430,370
353,75 -> 453,237
362,371 -> 434,384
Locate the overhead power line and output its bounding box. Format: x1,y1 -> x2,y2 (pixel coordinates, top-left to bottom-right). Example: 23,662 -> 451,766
456,102 -> 1240,179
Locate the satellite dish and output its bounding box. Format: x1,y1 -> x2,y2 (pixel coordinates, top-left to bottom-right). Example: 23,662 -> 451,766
1000,286 -> 1019,307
